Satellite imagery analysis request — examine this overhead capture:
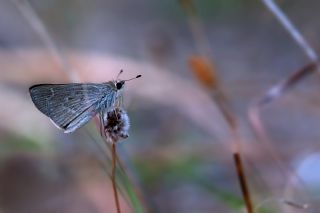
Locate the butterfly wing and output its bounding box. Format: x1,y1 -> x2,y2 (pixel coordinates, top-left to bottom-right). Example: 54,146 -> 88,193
29,83 -> 115,133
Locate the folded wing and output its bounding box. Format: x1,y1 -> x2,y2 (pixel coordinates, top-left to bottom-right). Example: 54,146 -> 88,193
29,83 -> 113,133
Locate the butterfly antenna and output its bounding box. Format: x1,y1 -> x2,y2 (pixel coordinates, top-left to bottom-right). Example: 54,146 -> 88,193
124,75 -> 142,82
116,69 -> 124,81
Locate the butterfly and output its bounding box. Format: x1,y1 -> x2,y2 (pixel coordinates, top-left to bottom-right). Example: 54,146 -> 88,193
29,70 -> 141,134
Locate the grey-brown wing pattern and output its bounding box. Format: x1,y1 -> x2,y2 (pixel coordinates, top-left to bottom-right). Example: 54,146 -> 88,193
29,83 -> 114,132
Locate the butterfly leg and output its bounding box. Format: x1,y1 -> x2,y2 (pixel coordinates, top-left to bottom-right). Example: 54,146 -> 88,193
99,111 -> 106,140
114,97 -> 123,120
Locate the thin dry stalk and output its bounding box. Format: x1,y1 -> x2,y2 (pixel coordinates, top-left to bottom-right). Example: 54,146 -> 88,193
234,152 -> 254,213
11,0 -> 79,81
282,199 -> 309,210
180,1 -> 254,212
250,0 -> 320,208
179,0 -> 213,58
112,142 -> 121,213
249,63 -> 317,210
84,129 -> 150,213
261,0 -> 318,62
255,197 -> 309,211
254,62 -> 317,107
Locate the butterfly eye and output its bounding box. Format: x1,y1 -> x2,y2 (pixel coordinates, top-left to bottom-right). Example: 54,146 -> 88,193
116,82 -> 124,90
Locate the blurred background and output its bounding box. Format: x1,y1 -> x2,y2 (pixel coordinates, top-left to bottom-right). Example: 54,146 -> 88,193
1,0 -> 320,212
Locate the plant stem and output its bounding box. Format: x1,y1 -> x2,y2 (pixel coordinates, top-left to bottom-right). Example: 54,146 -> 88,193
234,152 -> 254,213
261,0 -> 318,62
179,0 -> 254,211
112,142 -> 121,213
11,0 -> 79,81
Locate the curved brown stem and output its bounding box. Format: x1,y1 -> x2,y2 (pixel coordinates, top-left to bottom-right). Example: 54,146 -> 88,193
234,152 -> 254,213
112,142 -> 121,213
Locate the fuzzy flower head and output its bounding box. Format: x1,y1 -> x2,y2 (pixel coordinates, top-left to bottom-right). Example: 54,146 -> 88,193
103,108 -> 130,143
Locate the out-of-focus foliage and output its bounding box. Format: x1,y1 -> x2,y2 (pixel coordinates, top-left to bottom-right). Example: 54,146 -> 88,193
1,0 -> 320,212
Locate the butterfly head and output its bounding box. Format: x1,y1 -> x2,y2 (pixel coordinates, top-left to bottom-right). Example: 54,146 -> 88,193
114,70 -> 141,91
116,80 -> 125,90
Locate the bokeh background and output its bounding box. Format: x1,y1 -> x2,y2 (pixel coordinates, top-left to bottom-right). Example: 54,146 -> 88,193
1,0 -> 320,212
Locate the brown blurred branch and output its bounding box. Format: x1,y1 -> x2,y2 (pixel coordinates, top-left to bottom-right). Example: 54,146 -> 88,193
250,0 -> 320,208
234,153 -> 254,213
248,62 -> 317,211
249,1 -> 320,205
254,62 -> 317,107
180,1 -> 254,212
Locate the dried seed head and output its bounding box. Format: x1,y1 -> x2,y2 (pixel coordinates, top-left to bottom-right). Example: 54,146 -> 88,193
104,108 -> 130,143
